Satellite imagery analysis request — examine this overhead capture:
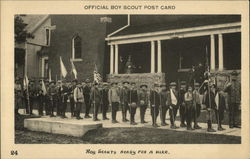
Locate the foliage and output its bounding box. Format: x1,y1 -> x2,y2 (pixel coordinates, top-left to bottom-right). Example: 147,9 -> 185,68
15,15 -> 34,43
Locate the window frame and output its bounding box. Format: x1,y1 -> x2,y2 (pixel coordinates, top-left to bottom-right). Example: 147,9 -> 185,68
71,35 -> 83,62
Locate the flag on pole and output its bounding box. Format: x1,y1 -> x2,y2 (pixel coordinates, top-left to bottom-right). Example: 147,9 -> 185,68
71,61 -> 77,79
93,64 -> 102,83
60,56 -> 67,78
41,80 -> 47,95
49,68 -> 52,82
23,75 -> 29,90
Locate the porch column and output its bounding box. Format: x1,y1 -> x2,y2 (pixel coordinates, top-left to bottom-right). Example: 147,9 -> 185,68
218,34 -> 224,70
210,34 -> 215,70
151,41 -> 155,73
157,40 -> 162,73
114,44 -> 119,74
110,45 -> 114,74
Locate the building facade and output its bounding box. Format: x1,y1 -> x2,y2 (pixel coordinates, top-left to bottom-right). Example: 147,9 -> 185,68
106,15 -> 241,90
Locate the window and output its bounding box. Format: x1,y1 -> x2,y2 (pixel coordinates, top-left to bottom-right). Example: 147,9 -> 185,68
45,29 -> 50,46
72,35 -> 82,60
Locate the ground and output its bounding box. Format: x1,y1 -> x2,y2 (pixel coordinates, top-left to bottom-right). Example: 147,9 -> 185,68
15,114 -> 241,144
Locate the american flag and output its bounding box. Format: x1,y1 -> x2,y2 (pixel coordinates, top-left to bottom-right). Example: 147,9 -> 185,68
93,64 -> 102,83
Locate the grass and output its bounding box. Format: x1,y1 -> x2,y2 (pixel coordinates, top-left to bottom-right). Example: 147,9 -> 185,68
15,114 -> 240,144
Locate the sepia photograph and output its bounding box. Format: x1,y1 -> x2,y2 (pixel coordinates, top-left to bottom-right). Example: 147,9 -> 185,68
14,14 -> 242,144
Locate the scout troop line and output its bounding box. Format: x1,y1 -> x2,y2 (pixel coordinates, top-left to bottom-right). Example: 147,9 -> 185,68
15,75 -> 240,132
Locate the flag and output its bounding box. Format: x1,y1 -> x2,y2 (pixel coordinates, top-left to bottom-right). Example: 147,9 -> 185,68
71,61 -> 77,79
41,80 -> 47,95
93,64 -> 102,83
60,56 -> 67,78
49,68 -> 52,82
23,75 -> 29,90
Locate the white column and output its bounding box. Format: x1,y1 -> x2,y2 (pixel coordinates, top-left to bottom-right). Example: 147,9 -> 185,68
114,44 -> 119,74
110,45 -> 114,74
157,40 -> 162,73
151,41 -> 155,73
210,34 -> 215,70
218,34 -> 224,70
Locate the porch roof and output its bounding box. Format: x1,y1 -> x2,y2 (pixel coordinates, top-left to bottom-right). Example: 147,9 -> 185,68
110,15 -> 240,37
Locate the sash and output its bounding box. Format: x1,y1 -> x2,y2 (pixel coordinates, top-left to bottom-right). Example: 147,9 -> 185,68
170,89 -> 178,105
215,92 -> 219,109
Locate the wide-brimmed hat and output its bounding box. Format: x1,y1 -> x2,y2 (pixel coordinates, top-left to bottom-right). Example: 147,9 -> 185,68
194,82 -> 200,86
123,81 -> 130,84
170,82 -> 177,86
160,83 -> 167,87
140,84 -> 148,88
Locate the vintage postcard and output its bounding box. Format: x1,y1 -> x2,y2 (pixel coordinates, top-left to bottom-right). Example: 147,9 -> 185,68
1,0 -> 249,159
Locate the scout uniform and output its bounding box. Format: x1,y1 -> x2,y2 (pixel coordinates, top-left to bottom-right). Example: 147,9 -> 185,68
45,80 -> 50,115
90,82 -> 102,121
224,71 -> 241,128
203,83 -> 217,132
159,83 -> 169,126
167,82 -> 179,129
101,82 -> 109,120
150,83 -> 160,127
213,87 -> 226,131
138,84 -> 149,124
73,81 -> 84,119
193,82 -> 202,129
108,82 -> 120,123
120,81 -> 130,122
14,78 -> 22,116
48,81 -> 57,117
179,81 -> 187,127
37,80 -> 45,116
83,79 -> 92,118
58,80 -> 69,118
184,86 -> 195,130
129,82 -> 138,125
69,80 -> 77,117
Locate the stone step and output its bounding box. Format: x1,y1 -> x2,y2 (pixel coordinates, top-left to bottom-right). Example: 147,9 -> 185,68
24,117 -> 102,137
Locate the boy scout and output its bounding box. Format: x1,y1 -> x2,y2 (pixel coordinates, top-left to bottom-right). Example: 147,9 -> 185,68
58,80 -> 69,118
120,81 -> 130,122
184,86 -> 195,130
90,82 -> 102,121
159,83 -> 169,126
150,83 -> 160,127
48,81 -> 57,117
167,82 -> 179,129
193,82 -> 202,129
224,71 -> 241,128
179,81 -> 187,127
69,79 -> 77,117
83,79 -> 92,118
129,82 -> 138,125
73,81 -> 84,120
108,82 -> 120,123
138,84 -> 149,124
101,82 -> 109,120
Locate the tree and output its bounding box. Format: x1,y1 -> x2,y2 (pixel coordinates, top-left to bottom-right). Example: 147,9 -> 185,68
15,15 -> 34,43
